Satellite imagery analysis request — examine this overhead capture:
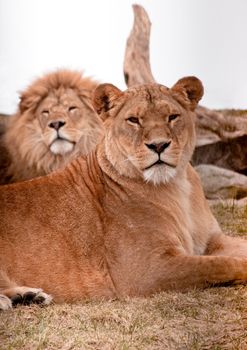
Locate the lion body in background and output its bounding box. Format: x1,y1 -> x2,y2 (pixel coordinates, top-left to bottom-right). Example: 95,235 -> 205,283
1,77 -> 247,310
0,70 -> 103,184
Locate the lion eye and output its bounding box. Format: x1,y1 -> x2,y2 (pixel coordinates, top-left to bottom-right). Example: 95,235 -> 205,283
42,110 -> 49,116
168,114 -> 180,122
127,116 -> 139,125
68,106 -> 78,112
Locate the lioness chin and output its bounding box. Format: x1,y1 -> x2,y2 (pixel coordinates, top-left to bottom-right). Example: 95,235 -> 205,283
1,76 -> 247,310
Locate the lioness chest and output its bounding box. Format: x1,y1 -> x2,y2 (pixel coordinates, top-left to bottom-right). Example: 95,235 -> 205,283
101,181 -> 200,295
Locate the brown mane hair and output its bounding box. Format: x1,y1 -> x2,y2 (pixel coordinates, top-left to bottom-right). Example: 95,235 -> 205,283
0,69 -> 103,184
19,70 -> 97,113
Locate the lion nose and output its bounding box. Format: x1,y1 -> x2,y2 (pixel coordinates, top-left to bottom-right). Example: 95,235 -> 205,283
146,141 -> 171,154
48,120 -> 66,130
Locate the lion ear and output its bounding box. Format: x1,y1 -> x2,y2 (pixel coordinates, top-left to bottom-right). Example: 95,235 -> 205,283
92,84 -> 123,121
170,76 -> 204,111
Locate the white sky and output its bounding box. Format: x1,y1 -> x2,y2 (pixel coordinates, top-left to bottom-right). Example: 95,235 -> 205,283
0,0 -> 247,113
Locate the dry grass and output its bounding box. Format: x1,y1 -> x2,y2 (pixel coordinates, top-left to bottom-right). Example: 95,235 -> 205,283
1,203 -> 247,350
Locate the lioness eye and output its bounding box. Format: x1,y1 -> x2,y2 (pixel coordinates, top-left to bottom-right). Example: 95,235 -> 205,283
68,106 -> 77,112
168,114 -> 180,122
127,116 -> 139,124
42,110 -> 49,115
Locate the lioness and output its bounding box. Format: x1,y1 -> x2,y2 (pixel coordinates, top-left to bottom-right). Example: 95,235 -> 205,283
1,76 -> 247,310
0,70 -> 103,184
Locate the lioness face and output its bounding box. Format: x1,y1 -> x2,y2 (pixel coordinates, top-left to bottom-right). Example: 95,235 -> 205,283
93,77 -> 203,185
35,88 -> 98,156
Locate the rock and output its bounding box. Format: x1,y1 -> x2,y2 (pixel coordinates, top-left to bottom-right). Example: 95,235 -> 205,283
192,135 -> 247,175
195,164 -> 247,200
195,107 -> 247,147
193,108 -> 247,175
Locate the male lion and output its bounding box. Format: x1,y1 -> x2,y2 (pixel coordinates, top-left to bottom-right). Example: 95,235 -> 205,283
1,76 -> 247,310
0,70 -> 103,184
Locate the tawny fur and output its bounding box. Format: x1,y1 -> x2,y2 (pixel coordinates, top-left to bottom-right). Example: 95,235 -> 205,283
0,70 -> 104,184
1,77 -> 247,309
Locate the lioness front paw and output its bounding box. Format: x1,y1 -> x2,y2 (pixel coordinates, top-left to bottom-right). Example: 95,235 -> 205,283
0,294 -> 12,311
9,287 -> 53,307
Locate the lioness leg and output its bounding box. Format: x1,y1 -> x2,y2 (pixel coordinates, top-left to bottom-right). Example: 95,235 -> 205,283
0,271 -> 53,308
153,256 -> 247,292
206,234 -> 247,258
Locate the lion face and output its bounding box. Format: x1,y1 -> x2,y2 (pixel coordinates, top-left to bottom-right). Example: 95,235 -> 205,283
93,77 -> 203,185
35,88 -> 98,156
5,70 -> 104,180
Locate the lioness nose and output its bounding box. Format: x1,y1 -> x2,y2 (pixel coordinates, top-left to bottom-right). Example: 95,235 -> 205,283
48,120 -> 66,130
146,141 -> 171,154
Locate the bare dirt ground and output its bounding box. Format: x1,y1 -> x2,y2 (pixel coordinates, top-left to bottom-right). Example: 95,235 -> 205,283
1,203 -> 247,350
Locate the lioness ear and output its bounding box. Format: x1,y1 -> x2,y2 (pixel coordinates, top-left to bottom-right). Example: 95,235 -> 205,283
93,84 -> 123,120
171,76 -> 204,111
